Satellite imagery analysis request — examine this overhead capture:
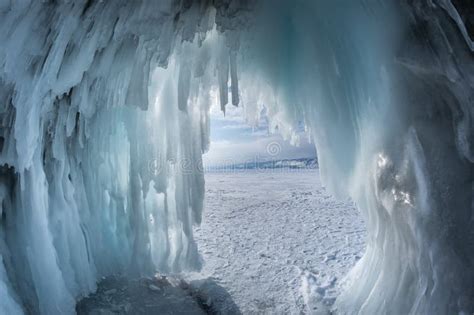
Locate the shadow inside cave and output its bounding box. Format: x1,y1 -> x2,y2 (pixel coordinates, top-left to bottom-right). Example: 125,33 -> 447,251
75,274 -> 241,315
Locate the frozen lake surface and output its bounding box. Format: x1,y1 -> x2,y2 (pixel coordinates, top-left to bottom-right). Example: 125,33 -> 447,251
188,170 -> 367,314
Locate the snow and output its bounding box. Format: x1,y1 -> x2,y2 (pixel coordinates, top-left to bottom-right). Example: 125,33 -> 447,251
0,1 -> 472,314
188,170 -> 365,314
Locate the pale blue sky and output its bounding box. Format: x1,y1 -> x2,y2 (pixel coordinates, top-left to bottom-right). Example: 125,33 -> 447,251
203,102 -> 316,166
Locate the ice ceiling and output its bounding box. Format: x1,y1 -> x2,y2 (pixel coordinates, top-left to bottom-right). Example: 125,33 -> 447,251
0,0 -> 472,314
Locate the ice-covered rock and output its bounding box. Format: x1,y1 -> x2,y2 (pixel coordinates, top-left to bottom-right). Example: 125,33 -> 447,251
0,0 -> 472,314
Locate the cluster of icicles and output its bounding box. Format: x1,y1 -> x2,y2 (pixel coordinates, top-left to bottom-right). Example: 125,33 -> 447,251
0,0 -> 472,314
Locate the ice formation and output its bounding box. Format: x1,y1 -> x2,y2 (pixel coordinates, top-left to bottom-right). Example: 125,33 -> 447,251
0,0 -> 472,314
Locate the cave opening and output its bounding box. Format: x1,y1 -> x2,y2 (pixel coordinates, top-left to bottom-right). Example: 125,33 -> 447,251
0,1 -> 472,315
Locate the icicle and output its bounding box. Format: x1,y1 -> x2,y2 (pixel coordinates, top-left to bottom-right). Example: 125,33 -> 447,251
230,51 -> 239,106
217,45 -> 229,113
178,60 -> 191,112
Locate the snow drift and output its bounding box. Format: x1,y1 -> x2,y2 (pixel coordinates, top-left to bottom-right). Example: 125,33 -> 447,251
0,0 -> 472,314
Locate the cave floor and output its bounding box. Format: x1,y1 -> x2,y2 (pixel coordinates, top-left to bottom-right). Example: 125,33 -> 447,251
76,275 -> 208,315
76,170 -> 366,315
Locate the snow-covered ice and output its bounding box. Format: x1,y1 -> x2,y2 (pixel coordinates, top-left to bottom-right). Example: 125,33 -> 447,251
189,170 -> 366,314
0,1 -> 472,313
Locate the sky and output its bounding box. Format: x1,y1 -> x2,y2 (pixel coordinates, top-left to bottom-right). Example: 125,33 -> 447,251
203,100 -> 316,167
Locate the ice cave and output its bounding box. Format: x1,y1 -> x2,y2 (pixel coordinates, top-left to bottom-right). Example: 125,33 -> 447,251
0,0 -> 473,314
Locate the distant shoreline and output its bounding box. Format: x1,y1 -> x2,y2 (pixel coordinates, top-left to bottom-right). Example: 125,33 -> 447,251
204,157 -> 318,173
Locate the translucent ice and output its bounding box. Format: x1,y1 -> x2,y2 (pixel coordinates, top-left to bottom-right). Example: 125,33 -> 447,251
0,0 -> 472,314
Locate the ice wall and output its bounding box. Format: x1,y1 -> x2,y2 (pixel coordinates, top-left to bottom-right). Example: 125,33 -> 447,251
0,1 -> 236,313
234,1 -> 474,313
0,0 -> 472,314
